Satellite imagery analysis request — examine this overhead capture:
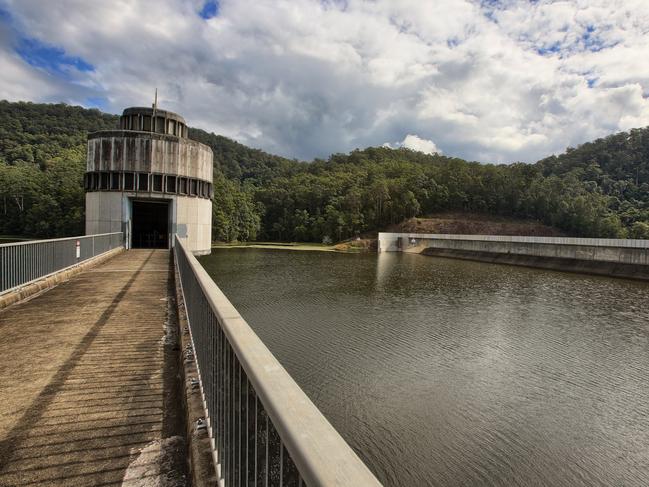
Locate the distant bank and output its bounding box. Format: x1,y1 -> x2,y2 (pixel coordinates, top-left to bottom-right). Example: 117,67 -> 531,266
212,241 -> 371,253
212,212 -> 565,253
380,232 -> 649,281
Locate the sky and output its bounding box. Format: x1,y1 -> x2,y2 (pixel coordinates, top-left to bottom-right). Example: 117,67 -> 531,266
0,0 -> 648,163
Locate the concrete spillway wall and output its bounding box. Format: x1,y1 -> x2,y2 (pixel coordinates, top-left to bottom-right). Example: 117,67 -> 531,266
378,233 -> 649,280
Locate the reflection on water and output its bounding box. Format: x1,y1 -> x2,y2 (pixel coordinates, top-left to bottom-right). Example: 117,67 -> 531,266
199,249 -> 649,487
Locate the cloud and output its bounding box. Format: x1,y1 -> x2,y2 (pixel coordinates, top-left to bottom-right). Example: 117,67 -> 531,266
384,134 -> 441,155
0,0 -> 648,163
0,16 -> 95,103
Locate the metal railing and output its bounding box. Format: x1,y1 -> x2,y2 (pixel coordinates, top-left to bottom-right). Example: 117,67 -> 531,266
174,235 -> 382,487
378,232 -> 649,249
0,233 -> 124,295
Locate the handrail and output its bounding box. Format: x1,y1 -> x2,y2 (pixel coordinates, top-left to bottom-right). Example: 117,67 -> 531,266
0,232 -> 122,248
174,235 -> 382,487
0,232 -> 124,295
379,232 -> 649,249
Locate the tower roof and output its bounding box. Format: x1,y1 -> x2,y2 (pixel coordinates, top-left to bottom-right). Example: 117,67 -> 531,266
122,106 -> 186,124
118,106 -> 188,137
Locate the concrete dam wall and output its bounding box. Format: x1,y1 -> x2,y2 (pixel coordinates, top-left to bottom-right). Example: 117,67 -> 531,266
378,233 -> 649,280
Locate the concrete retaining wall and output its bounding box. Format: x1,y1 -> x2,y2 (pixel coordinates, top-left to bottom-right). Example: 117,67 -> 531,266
378,233 -> 649,280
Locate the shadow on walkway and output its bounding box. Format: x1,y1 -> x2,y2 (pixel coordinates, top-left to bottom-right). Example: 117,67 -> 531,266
0,250 -> 186,487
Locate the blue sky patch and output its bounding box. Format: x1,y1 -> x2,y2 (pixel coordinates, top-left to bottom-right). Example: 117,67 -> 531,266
536,43 -> 562,56
582,25 -> 602,51
0,6 -> 11,22
321,0 -> 349,11
16,37 -> 94,76
1,7 -> 94,76
199,1 -> 219,19
581,25 -> 619,52
480,0 -> 505,8
480,0 -> 502,23
85,96 -> 109,110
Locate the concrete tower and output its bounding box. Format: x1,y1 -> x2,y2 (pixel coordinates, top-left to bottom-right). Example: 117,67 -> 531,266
84,106 -> 213,254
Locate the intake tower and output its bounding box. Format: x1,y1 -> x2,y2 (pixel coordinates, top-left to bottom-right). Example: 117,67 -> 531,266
84,106 -> 213,254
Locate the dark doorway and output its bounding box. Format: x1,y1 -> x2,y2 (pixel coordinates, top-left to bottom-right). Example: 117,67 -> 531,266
131,200 -> 169,249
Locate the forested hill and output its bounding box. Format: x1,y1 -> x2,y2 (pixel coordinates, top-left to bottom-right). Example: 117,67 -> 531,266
537,129 -> 649,233
0,102 -> 118,236
0,101 -> 118,167
188,128 -> 300,183
538,129 -> 649,185
0,100 -> 648,241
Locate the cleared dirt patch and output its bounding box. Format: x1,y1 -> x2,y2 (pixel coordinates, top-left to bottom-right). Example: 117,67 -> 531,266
388,212 -> 564,236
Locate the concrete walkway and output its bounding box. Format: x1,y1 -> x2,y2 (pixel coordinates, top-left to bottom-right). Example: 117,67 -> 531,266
0,250 -> 185,487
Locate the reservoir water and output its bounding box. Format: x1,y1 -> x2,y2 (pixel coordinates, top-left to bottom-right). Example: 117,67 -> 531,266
199,249 -> 649,487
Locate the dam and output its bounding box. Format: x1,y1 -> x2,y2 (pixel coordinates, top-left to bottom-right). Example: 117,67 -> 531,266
378,232 -> 649,280
2,234 -> 649,485
0,234 -> 382,486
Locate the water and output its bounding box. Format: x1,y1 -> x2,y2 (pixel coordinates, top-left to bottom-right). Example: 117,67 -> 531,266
199,249 -> 649,486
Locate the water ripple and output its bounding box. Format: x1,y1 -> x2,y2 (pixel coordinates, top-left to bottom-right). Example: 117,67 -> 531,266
200,249 -> 649,487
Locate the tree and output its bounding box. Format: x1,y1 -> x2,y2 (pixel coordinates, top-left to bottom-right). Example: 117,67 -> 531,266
211,173 -> 260,242
2,100 -> 647,242
630,221 -> 649,239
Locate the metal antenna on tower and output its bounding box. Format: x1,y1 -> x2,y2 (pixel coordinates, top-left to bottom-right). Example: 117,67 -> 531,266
152,88 -> 158,132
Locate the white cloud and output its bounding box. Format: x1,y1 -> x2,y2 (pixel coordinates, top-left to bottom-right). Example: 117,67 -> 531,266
384,134 -> 441,155
0,0 -> 648,163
